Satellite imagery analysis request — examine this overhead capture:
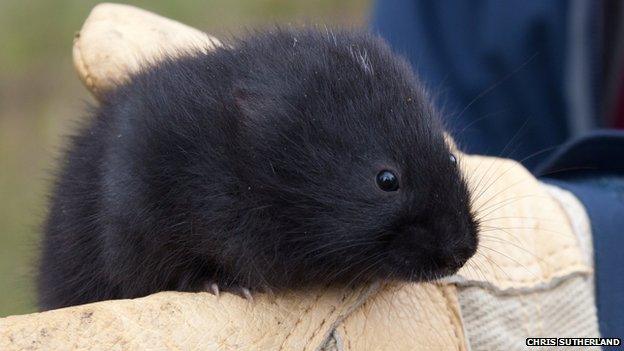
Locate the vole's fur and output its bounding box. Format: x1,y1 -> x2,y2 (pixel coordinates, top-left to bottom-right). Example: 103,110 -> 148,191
38,28 -> 478,310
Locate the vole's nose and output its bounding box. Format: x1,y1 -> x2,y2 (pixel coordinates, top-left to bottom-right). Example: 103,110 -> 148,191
431,247 -> 465,273
437,236 -> 478,272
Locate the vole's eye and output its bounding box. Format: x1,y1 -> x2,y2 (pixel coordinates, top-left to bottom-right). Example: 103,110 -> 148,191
376,170 -> 399,192
449,154 -> 457,165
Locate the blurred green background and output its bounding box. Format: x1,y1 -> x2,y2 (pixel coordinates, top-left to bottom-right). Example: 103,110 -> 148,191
0,0 -> 371,317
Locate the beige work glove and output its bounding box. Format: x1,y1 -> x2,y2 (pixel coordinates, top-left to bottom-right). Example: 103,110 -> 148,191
1,4 -> 592,350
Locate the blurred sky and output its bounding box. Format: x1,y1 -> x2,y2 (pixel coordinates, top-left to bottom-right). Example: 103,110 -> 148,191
0,0 -> 371,317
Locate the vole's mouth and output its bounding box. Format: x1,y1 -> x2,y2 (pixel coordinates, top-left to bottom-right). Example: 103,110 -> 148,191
380,253 -> 468,282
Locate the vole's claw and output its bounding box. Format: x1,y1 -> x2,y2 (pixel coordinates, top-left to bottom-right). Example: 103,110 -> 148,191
204,281 -> 220,297
241,287 -> 253,302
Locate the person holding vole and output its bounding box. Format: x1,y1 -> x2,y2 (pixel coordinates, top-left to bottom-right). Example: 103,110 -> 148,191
0,4 -> 604,350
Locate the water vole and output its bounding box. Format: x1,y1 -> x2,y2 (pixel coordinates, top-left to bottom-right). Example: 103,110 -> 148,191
38,28 -> 478,310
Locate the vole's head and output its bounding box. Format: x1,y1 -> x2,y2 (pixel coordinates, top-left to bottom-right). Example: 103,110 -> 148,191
210,29 -> 479,289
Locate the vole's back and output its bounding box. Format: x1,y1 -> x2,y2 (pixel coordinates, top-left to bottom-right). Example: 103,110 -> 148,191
38,44 -> 241,310
38,115 -> 112,309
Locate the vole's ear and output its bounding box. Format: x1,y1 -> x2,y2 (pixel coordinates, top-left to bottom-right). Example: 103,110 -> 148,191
232,87 -> 255,113
231,77 -> 287,127
73,3 -> 221,100
232,85 -> 268,122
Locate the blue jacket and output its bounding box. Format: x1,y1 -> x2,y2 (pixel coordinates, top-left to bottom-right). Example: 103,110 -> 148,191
539,131 -> 624,339
371,0 -> 597,169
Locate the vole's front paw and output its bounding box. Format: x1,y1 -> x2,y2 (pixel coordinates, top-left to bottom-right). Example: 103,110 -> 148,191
203,281 -> 255,301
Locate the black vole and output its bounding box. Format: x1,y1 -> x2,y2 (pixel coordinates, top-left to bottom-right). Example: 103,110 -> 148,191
38,28 -> 478,310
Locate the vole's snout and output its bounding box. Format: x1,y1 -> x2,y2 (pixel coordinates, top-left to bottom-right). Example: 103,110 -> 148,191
435,224 -> 479,274
386,219 -> 478,281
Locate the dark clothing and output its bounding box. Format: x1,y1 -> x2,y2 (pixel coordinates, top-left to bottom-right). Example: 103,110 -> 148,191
539,131 -> 624,339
